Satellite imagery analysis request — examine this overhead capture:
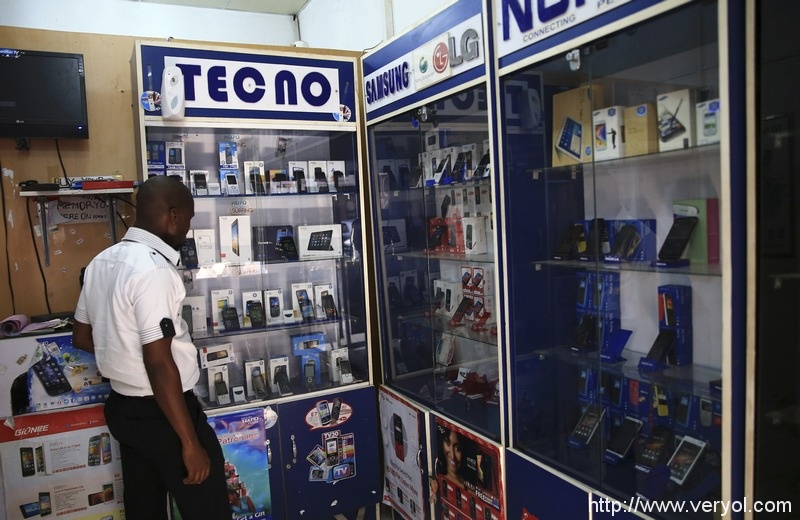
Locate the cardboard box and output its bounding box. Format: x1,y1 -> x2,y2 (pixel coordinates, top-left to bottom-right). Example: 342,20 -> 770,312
165,141 -> 185,169
210,289 -> 235,330
673,198 -> 720,264
657,89 -> 696,152
297,224 -> 342,260
551,85 -> 604,166
462,216 -> 487,255
182,295 -> 208,334
199,343 -> 235,369
193,228 -> 216,266
624,103 -> 659,157
592,105 -> 626,161
219,215 -> 252,263
696,98 -> 721,146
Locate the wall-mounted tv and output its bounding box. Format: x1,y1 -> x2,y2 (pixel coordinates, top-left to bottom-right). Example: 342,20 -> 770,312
0,48 -> 89,139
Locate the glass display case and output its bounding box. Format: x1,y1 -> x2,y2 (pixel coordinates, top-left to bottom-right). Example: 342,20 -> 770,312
499,1 -> 726,514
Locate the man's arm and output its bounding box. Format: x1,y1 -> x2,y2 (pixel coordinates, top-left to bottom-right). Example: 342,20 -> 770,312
72,320 -> 95,354
143,336 -> 210,485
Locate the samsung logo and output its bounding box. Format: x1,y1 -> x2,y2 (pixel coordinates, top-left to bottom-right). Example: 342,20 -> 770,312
365,62 -> 410,105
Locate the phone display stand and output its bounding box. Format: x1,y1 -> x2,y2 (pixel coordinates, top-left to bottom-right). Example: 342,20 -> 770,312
598,329 -> 632,364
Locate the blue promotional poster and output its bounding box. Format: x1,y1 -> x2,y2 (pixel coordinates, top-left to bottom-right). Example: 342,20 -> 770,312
209,408 -> 272,519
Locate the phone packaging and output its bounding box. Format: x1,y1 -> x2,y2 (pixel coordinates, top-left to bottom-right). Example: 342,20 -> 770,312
244,359 -> 267,399
657,284 -> 693,366
657,89 -> 696,152
673,198 -> 720,264
263,289 -> 285,325
551,85 -> 604,166
462,216 -> 487,255
624,103 -> 659,157
592,106 -> 626,161
269,356 -> 290,395
218,141 -> 239,167
433,279 -> 463,320
297,224 -> 342,260
291,282 -> 314,320
200,343 -> 235,369
314,283 -> 335,320
604,219 -> 657,263
182,295 -> 208,334
308,160 -> 328,192
328,347 -> 349,383
244,160 -> 266,194
147,140 -> 167,171
210,288 -> 235,330
696,98 -> 721,145
192,228 -> 216,266
425,129 -> 448,151
219,215 -> 252,263
189,169 -> 210,196
165,141 -> 185,169
207,365 -> 230,404
268,169 -> 288,194
219,168 -> 240,196
327,160 -> 345,191
241,291 -> 263,328
382,218 -> 408,252
461,143 -> 478,177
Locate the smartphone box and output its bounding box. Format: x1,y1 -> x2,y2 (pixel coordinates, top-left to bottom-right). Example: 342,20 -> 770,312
696,99 -> 721,146
200,343 -> 235,369
291,282 -> 314,320
210,289 -> 235,330
269,356 -> 290,395
241,291 -> 263,328
657,89 -> 696,152
243,161 -> 266,195
592,106 -> 626,161
182,295 -> 208,335
207,365 -> 230,404
461,143 -> 479,178
189,170 -> 210,196
425,129 -> 448,151
165,141 -> 185,169
658,284 -> 693,366
244,359 -> 267,399
381,219 -> 407,253
147,140 -> 166,168
297,224 -> 342,260
462,216 -> 487,255
263,289 -> 285,325
551,85 -> 605,166
314,283 -> 335,320
327,160 -> 345,192
193,228 -> 216,266
433,279 -> 463,320
219,215 -> 252,263
308,160 -> 328,192
218,141 -> 239,167
328,347 -> 349,382
268,169 -> 288,194
673,198 -> 720,264
166,169 -> 187,185
624,103 -> 659,157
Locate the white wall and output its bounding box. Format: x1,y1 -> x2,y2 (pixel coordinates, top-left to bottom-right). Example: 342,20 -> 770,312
0,0 -> 297,46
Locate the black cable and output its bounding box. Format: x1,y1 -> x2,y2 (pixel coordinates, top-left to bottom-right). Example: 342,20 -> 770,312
0,159 -> 16,314
25,198 -> 53,314
54,139 -> 72,186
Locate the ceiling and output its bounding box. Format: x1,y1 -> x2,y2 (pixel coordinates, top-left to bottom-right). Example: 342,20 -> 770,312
138,0 -> 310,16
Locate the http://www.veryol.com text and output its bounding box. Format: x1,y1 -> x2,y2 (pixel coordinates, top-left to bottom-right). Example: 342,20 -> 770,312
592,495 -> 793,516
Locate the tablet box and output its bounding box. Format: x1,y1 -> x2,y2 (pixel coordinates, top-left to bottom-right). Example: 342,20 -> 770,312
219,215 -> 252,263
193,228 -> 217,266
243,161 -> 266,195
200,343 -> 235,369
297,224 -> 342,260
165,141 -> 185,169
182,295 -> 208,335
462,216 -> 487,255
244,359 -> 267,399
210,289 -> 235,331
551,85 -> 604,166
658,284 -> 693,366
381,218 -> 408,252
314,283 -> 335,320
147,140 -> 166,168
696,98 -> 721,146
592,106 -> 626,161
657,89 -> 696,152
291,282 -> 314,320
264,289 -> 284,325
269,356 -> 290,395
241,290 -> 263,328
674,198 -> 719,264
218,141 -> 239,167
624,103 -> 659,157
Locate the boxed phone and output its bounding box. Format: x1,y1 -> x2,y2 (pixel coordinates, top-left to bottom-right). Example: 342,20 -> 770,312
165,141 -> 185,169
419,151 -> 435,183
244,161 -> 266,195
433,279 -> 463,319
189,170 -> 210,196
327,160 -> 345,192
696,98 -> 721,146
263,289 -> 285,325
291,282 -> 314,320
269,356 -> 290,395
314,283 -> 336,320
624,103 -> 659,157
241,290 -> 263,328
673,198 -> 720,264
604,219 -> 658,263
219,215 -> 252,263
220,168 -> 241,196
218,141 -> 239,167
297,224 -> 342,260
167,169 -> 187,185
182,295 -> 208,335
207,365 -> 230,404
244,359 -> 267,399
657,89 -> 696,152
286,161 -> 307,193
193,228 -> 217,266
376,159 -> 396,185
382,218 -> 408,252
592,106 -> 626,161
551,85 -> 605,166
147,140 -> 166,168
657,285 -> 693,366
461,143 -> 478,178
210,289 -> 235,330
462,216 -> 487,255
200,343 -> 235,369
425,129 -> 448,151
328,347 -> 349,383
268,169 -> 288,194
308,160 -> 328,192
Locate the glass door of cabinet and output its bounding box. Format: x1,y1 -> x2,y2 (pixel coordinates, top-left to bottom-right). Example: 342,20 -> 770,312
368,83 -> 500,440
500,1 -> 723,514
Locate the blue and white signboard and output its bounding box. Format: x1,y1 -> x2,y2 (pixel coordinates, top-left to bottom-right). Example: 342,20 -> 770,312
362,0 -> 485,123
138,44 -> 356,123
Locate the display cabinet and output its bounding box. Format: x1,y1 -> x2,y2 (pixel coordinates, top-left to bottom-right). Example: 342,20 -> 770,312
496,0 -> 741,516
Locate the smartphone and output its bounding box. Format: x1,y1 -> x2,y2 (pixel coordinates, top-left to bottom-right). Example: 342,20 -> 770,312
668,436 -> 706,485
466,224 -> 474,250
449,296 -> 473,325
277,236 -> 299,260
321,294 -> 338,319
221,306 -> 241,331
576,275 -> 588,306
20,446 -> 35,476
441,194 -> 451,218
88,435 -> 101,466
180,237 -> 199,269
556,117 -> 583,161
331,397 -> 343,421
432,288 -> 445,309
193,172 -> 208,196
317,400 -> 332,426
605,416 -> 643,459
214,371 -> 229,403
587,218 -> 611,256
274,365 -> 291,395
429,224 -> 447,246
31,355 -> 72,396
231,219 -> 240,257
474,152 -> 490,177
573,314 -> 596,351
293,167 -> 307,193
247,301 -> 266,327
609,224 -> 641,259
569,402 -> 605,446
39,492 -> 52,516
451,152 -> 466,180
675,393 -> 691,426
35,445 -> 45,474
252,366 -> 268,398
653,384 -> 669,416
249,167 -> 265,194
338,359 -> 353,384
326,437 -> 339,465
658,100 -> 687,142
699,397 -> 713,427
646,329 -> 676,363
269,296 -> 281,318
296,289 -> 314,320
304,359 -> 316,389
433,155 -> 451,183
471,271 -> 484,289
101,432 -> 112,464
658,216 -> 698,261
636,426 -> 672,468
392,413 -> 405,461
314,167 -> 329,193
225,172 -> 240,195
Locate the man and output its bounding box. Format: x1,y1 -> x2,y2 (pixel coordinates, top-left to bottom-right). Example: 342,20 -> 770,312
72,176 -> 229,520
